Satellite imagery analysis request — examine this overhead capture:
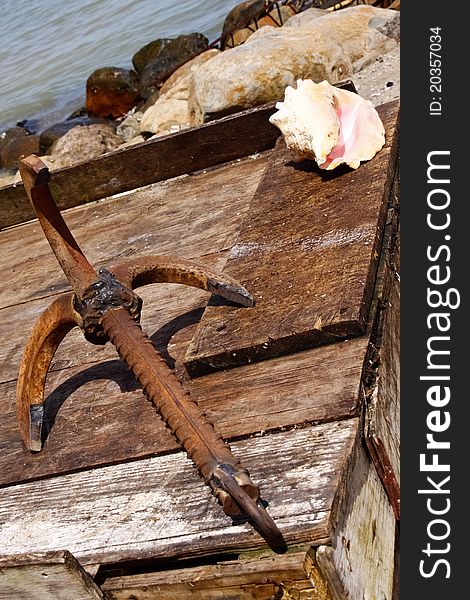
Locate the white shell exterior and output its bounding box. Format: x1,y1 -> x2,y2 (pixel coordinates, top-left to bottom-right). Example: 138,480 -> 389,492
269,79 -> 385,170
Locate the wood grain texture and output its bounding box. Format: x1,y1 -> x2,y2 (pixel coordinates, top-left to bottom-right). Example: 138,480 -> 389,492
0,550 -> 105,600
0,149 -> 366,487
0,153 -> 268,311
0,104 -> 279,229
0,336 -> 366,486
316,546 -> 349,600
185,101 -> 400,376
0,94 -> 397,592
366,224 -> 400,519
329,445 -> 396,600
0,420 -> 358,565
101,551 -> 331,600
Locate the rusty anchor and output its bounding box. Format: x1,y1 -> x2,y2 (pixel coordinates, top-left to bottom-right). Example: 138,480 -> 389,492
17,155 -> 286,551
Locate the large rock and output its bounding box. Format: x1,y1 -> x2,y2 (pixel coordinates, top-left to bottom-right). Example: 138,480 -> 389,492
221,0 -> 296,49
288,5 -> 399,65
190,6 -> 398,122
159,48 -> 219,95
115,48 -> 227,140
140,90 -> 161,113
221,0 -> 265,45
282,7 -> 327,28
86,67 -> 141,118
50,123 -> 122,167
140,97 -> 189,136
375,9 -> 400,41
132,33 -> 209,98
39,116 -> 114,154
140,49 -> 219,135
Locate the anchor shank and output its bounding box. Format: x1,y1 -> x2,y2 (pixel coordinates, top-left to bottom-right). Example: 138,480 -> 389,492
101,307 -> 251,495
19,155 -> 97,297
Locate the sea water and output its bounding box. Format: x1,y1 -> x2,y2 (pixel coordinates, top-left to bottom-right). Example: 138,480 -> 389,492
0,0 -> 240,132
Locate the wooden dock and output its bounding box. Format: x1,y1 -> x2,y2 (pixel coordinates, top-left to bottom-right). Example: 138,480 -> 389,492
0,96 -> 400,599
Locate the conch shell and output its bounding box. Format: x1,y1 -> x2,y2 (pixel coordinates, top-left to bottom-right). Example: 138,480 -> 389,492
269,79 -> 385,170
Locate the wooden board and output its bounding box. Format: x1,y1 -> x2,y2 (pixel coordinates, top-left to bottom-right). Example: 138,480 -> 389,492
0,153 -> 268,311
327,444 -> 396,600
0,82 -> 356,230
0,95 -> 398,596
100,551 -> 330,600
366,223 -> 400,519
185,101 -> 400,376
0,420 -> 358,565
0,104 -> 280,229
0,336 -> 366,486
0,550 -> 105,600
0,142 -> 367,488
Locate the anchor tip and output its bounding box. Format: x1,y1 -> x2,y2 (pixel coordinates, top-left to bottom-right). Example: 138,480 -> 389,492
28,404 -> 45,452
207,280 -> 254,307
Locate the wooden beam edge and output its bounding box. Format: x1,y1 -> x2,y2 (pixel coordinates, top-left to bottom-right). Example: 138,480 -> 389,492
184,325 -> 362,378
99,550 -> 324,596
365,435 -> 400,521
0,550 -> 105,599
0,104 -> 280,230
183,100 -> 401,377
0,80 -> 362,230
358,105 -> 400,329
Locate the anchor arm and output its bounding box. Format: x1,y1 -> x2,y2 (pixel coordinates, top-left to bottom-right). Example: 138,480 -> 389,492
110,256 -> 254,307
16,293 -> 80,451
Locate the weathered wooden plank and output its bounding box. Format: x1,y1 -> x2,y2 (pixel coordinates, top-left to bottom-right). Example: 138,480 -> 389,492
0,550 -> 105,600
0,335 -> 366,486
327,445 -> 396,600
0,153 -> 268,310
366,224 -> 400,519
185,101 -> 400,376
362,158 -> 400,520
315,546 -> 349,600
0,420 -> 358,565
0,82 -> 356,230
102,581 -> 319,600
100,551 -> 331,600
0,104 -> 280,229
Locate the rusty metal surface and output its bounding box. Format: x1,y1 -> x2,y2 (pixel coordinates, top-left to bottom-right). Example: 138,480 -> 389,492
18,156 -> 98,297
73,269 -> 143,345
16,292 -> 79,452
110,255 -> 254,307
16,155 -> 285,551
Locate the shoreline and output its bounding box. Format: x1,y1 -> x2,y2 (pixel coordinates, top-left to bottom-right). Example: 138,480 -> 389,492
0,0 -> 236,133
0,1 -> 400,187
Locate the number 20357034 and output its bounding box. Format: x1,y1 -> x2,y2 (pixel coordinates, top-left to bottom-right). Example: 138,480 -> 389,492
429,27 -> 442,116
